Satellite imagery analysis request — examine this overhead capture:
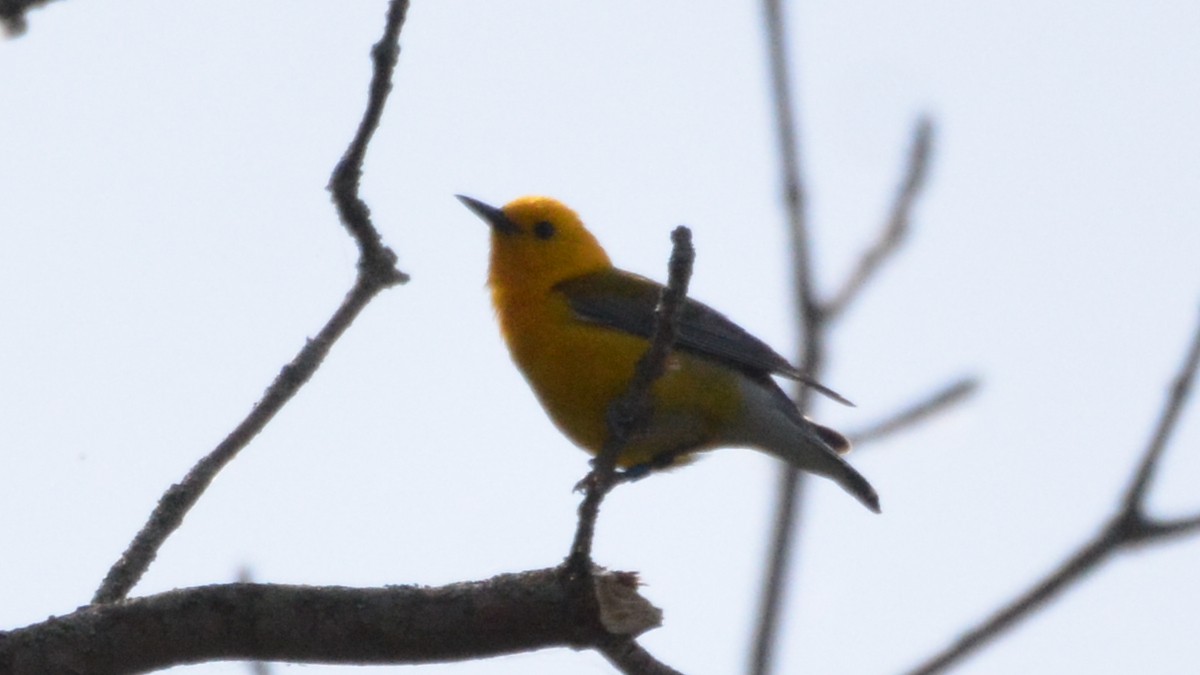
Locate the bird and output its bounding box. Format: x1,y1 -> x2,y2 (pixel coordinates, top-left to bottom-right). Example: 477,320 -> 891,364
458,194 -> 879,513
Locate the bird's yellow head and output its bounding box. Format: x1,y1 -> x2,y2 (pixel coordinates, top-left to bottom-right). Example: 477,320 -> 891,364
458,195 -> 613,292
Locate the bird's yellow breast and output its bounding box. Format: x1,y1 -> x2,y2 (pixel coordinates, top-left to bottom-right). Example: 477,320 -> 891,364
492,279 -> 742,468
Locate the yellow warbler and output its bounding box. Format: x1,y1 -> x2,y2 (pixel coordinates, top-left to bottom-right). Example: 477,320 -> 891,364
459,195 -> 878,512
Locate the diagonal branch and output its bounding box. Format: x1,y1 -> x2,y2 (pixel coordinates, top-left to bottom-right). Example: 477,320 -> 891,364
90,0 -> 411,605
824,118 -> 934,321
905,304 -> 1200,675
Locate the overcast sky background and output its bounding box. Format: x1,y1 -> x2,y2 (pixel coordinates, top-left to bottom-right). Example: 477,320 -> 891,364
2,2 -> 1199,674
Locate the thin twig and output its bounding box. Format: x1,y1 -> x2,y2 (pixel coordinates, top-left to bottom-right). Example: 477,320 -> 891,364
566,226 -> 695,576
846,376 -> 979,446
905,306 -> 1200,675
90,0 -> 411,605
1143,514 -> 1200,539
824,118 -> 934,321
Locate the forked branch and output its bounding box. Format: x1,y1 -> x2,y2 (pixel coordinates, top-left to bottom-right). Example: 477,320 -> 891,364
90,0 -> 411,605
751,3 -> 946,673
905,306 -> 1200,674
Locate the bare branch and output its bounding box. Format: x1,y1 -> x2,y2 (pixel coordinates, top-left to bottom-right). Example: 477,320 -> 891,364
566,226 -> 695,575
90,0 -> 411,605
824,118 -> 934,321
4,570 -> 660,674
905,305 -> 1200,675
328,0 -> 411,287
846,376 -> 979,446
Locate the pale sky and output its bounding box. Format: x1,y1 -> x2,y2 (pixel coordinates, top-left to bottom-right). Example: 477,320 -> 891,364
2,2 -> 1198,674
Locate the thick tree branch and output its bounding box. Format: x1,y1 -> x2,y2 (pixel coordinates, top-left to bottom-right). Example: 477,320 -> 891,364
905,306 -> 1200,675
1,569 -> 664,674
90,0 -> 411,605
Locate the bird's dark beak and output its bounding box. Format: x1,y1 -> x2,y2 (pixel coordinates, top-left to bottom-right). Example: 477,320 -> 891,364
456,195 -> 520,236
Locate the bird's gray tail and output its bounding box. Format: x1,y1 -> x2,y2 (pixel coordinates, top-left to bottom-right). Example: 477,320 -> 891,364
781,422 -> 880,513
728,377 -> 881,513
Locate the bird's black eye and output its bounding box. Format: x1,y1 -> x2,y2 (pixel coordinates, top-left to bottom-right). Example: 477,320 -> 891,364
533,221 -> 556,240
